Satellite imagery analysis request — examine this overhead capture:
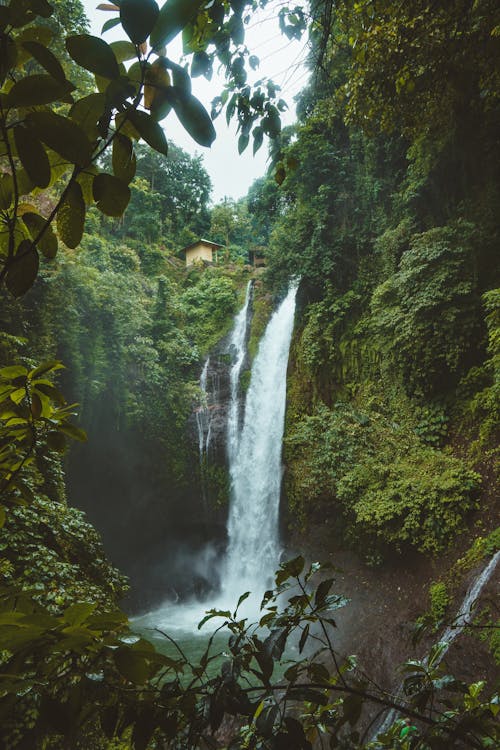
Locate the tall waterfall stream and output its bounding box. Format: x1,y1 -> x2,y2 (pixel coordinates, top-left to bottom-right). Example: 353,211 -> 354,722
135,282 -> 298,638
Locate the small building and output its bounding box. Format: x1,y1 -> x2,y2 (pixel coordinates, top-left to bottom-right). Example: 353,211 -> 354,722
183,239 -> 224,267
249,247 -> 266,267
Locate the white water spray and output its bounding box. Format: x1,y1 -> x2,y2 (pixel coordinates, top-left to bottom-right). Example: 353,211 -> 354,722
223,282 -> 298,600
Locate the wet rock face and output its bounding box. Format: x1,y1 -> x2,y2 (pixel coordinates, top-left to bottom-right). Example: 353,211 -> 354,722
187,337 -> 231,469
187,290 -> 254,512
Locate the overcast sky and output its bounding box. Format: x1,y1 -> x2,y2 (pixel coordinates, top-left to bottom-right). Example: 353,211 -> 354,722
81,1 -> 309,203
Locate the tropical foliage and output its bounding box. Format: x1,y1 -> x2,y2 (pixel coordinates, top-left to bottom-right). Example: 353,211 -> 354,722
0,0 -> 499,748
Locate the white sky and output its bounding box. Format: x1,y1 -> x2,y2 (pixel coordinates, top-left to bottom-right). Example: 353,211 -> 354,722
81,1 -> 310,203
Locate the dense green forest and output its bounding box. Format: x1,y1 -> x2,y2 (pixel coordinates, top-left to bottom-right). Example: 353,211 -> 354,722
0,0 -> 499,748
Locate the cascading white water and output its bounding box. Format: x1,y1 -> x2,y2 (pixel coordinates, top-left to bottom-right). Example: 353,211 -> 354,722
437,549 -> 499,654
226,281 -> 253,466
134,280 -> 298,633
223,282 -> 298,600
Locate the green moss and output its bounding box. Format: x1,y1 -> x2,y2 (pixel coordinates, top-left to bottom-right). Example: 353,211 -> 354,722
285,399 -> 480,555
248,287 -> 273,361
240,368 -> 251,393
428,582 -> 451,625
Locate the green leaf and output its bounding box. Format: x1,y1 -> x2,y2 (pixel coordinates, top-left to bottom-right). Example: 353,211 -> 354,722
120,0 -> 159,44
5,240 -> 39,298
315,578 -> 334,608
14,124 -> 50,188
0,365 -> 28,379
0,173 -> 13,210
112,133 -> 136,184
144,57 -> 171,114
102,17 -> 121,34
114,646 -> 151,684
168,59 -> 191,92
0,34 -> 17,85
21,40 -> 65,81
59,423 -> 87,442
191,51 -> 210,78
150,0 -> 203,50
69,93 -> 107,140
168,88 -> 215,147
57,182 -> 86,249
252,125 -> 263,155
27,111 -> 93,167
6,74 -> 75,106
66,34 -> 120,79
127,109 -> 168,155
9,0 -> 53,28
299,623 -> 309,654
15,24 -> 53,49
93,173 -> 131,216
110,40 -> 137,62
29,360 -> 64,378
22,212 -> 58,259
238,133 -> 249,154
64,602 -> 96,626
0,506 -> 5,529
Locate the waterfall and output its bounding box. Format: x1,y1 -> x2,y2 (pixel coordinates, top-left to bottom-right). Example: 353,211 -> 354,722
223,282 -> 298,599
374,549 -> 500,737
134,280 -> 298,632
226,280 -> 253,466
437,549 -> 499,655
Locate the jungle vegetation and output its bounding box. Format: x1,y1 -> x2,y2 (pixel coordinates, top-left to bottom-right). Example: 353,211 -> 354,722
0,0 -> 498,748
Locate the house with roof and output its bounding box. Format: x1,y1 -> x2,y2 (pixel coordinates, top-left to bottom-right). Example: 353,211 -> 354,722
182,239 -> 224,267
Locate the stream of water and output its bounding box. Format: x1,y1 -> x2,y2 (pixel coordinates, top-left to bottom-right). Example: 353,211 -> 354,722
134,281 -> 298,644
374,549 -> 500,738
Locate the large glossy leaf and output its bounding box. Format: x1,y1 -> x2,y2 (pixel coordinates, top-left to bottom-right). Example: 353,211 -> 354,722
126,109 -> 168,155
27,111 -> 93,167
66,34 -> 120,79
120,0 -> 159,44
144,57 -> 171,111
112,133 -> 136,184
10,0 -> 53,28
21,40 -> 65,81
0,34 -> 17,85
0,173 -> 13,210
57,182 -> 85,249
114,646 -> 151,684
150,0 -> 204,50
5,241 -> 39,298
69,93 -> 107,140
6,74 -> 75,106
110,40 -> 137,62
168,87 -> 215,147
14,124 -> 50,188
93,173 -> 131,216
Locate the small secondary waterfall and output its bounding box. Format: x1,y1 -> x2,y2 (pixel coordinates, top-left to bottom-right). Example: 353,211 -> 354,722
195,358 -> 210,460
223,282 -> 298,600
437,549 -> 499,655
374,549 -> 500,737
